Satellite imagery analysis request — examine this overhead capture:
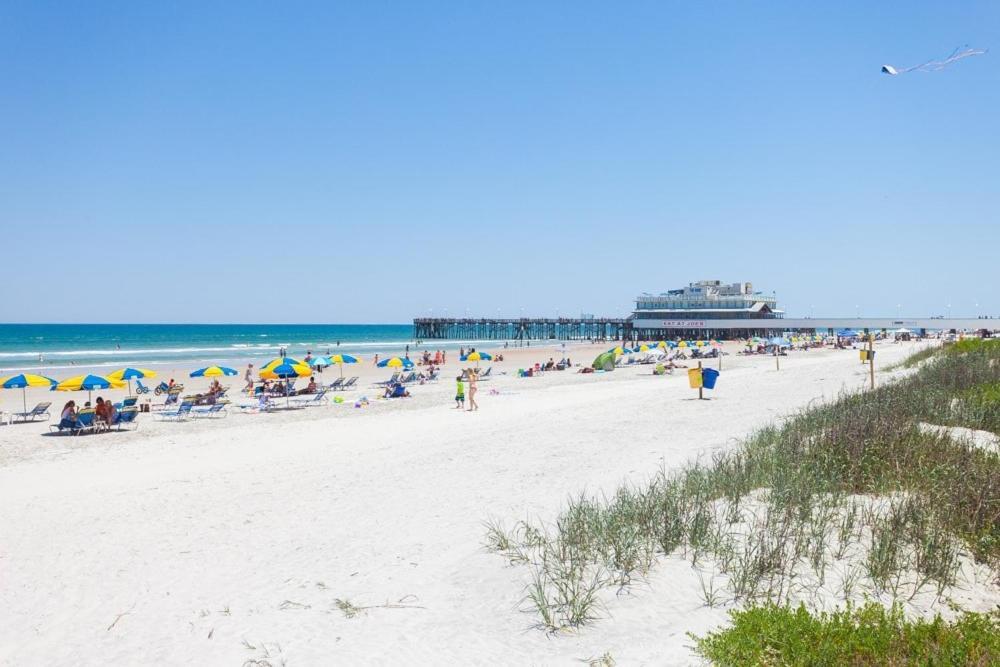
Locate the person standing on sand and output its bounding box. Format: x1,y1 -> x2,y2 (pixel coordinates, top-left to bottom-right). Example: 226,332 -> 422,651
374,353 -> 379,366
467,368 -> 479,411
455,375 -> 465,409
244,364 -> 254,394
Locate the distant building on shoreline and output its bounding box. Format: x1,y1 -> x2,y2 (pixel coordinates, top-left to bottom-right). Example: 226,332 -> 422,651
631,280 -> 784,339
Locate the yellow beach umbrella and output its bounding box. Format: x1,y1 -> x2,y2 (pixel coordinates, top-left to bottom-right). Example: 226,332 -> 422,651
678,341 -> 688,349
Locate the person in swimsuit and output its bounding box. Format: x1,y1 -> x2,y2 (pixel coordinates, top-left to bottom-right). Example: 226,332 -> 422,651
467,369 -> 479,411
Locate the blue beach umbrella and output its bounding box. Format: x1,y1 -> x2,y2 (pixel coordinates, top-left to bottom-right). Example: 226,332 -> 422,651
307,356 -> 332,367
0,373 -> 57,414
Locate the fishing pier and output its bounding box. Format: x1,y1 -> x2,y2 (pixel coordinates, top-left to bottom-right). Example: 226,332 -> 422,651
412,317 -> 633,342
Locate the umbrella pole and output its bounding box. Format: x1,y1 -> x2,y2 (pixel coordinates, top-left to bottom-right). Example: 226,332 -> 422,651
23,387 -> 27,415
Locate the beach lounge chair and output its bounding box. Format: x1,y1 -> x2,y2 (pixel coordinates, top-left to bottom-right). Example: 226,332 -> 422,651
399,371 -> 418,384
49,408 -> 98,435
110,407 -> 140,430
14,401 -> 52,422
293,389 -> 329,407
154,391 -> 182,411
325,377 -> 344,391
479,367 -> 492,379
374,372 -> 401,387
192,403 -> 227,419
340,377 -> 359,390
154,401 -> 194,422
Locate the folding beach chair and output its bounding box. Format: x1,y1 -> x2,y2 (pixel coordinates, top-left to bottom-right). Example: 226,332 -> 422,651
110,407 -> 140,431
154,401 -> 194,422
192,403 -> 227,419
14,401 -> 51,422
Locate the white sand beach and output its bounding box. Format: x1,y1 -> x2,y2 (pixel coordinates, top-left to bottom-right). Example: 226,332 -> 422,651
1,340 -> 993,665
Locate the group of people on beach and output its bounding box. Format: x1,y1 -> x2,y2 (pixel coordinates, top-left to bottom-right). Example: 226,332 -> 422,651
58,397 -> 117,430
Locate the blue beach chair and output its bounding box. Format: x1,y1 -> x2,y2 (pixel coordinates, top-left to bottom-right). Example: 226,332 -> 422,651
192,403 -> 227,419
14,402 -> 52,422
154,401 -> 194,422
111,407 -> 140,431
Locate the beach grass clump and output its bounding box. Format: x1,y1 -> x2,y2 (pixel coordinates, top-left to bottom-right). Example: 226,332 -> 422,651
486,342 -> 1000,630
690,602 -> 1000,666
884,344 -> 939,370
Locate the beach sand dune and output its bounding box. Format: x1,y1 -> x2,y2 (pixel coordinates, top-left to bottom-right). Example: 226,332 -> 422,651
0,342 -> 934,665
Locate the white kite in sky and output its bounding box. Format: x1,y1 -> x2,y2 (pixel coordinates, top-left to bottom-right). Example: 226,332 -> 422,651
881,46 -> 987,75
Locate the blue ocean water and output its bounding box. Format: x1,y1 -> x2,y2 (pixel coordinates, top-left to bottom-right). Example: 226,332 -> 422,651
0,323 -> 483,374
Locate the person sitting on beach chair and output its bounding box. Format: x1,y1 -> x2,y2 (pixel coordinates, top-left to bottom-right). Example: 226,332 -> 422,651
57,401 -> 78,430
383,382 -> 410,399
299,378 -> 318,395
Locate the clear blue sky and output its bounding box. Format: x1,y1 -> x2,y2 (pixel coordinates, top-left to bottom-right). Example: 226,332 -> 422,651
2,1 -> 997,323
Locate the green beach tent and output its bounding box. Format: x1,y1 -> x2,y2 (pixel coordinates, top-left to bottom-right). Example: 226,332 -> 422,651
592,351 -> 616,371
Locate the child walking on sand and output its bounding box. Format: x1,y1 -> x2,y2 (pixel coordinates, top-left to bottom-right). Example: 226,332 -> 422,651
455,375 -> 465,409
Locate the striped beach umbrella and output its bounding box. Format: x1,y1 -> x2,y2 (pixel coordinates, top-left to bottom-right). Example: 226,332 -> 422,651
259,358 -> 312,379
0,373 -> 57,414
108,367 -> 158,396
307,356 -> 332,367
377,357 -> 413,369
329,353 -> 360,377
190,366 -> 239,378
259,358 -> 312,408
53,374 -> 125,403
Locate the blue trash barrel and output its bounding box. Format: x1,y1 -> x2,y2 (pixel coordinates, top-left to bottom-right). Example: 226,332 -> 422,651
702,368 -> 720,389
